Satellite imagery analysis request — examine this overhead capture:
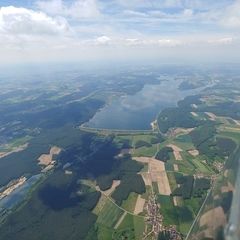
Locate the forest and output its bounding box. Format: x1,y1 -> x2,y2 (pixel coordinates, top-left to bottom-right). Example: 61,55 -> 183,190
157,107 -> 201,133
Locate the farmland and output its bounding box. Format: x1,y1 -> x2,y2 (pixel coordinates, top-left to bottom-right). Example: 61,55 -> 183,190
0,65 -> 239,240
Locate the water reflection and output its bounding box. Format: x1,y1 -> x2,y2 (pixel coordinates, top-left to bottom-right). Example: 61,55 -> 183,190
86,79 -> 205,130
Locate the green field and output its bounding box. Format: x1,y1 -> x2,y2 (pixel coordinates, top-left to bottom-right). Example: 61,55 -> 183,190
165,162 -> 174,171
192,158 -> 213,174
115,135 -> 133,146
158,194 -> 173,206
184,196 -> 206,215
173,134 -> 195,150
121,192 -> 138,212
112,228 -> 135,240
167,172 -> 177,191
12,135 -> 31,144
156,194 -> 196,235
117,213 -> 134,229
97,225 -> 113,240
141,185 -> 152,200
218,131 -> 240,145
115,213 -> 145,240
132,144 -> 158,157
0,135 -> 32,155
158,195 -> 179,226
132,134 -> 156,144
133,216 -> 145,239
115,133 -> 161,157
97,199 -> 124,228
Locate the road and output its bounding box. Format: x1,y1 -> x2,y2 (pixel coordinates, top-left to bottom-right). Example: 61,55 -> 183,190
185,188 -> 212,240
97,187 -> 145,219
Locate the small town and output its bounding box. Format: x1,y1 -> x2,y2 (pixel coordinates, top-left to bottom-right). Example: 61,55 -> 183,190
144,194 -> 183,240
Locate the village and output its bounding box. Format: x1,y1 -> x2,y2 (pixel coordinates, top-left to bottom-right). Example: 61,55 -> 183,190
143,193 -> 182,240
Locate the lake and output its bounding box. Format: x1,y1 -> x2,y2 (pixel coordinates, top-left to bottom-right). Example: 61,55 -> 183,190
85,78 -> 205,130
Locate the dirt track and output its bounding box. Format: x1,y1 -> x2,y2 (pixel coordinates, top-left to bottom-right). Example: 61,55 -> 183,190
114,212 -> 127,229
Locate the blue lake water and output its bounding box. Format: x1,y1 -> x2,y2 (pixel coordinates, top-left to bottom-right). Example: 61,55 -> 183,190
85,78 -> 205,130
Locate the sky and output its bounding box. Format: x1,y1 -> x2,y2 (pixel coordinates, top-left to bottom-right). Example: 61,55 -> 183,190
0,0 -> 240,64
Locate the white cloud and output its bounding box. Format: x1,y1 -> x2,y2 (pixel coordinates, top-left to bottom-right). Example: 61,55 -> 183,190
0,6 -> 70,35
208,37 -> 233,44
216,1 -> 240,28
36,0 -> 64,15
158,39 -> 182,47
95,35 -> 111,44
82,37 -> 184,48
70,0 -> 100,18
0,1 -> 239,64
36,0 -> 100,19
117,0 -> 182,9
224,16 -> 240,28
65,35 -> 236,48
122,10 -> 148,18
118,38 -> 183,47
125,38 -> 141,46
183,9 -> 193,18
120,8 -> 195,23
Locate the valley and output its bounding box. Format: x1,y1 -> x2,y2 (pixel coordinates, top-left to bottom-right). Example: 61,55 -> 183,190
0,65 -> 239,240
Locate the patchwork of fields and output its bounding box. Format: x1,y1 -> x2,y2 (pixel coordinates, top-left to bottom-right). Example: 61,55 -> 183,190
0,68 -> 239,240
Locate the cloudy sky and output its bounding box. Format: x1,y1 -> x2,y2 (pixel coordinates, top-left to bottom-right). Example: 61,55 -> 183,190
0,0 -> 240,64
